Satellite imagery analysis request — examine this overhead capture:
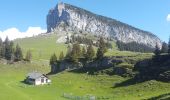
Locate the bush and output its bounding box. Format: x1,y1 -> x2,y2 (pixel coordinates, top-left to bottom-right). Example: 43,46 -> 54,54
117,62 -> 133,69
158,71 -> 170,82
113,66 -> 134,77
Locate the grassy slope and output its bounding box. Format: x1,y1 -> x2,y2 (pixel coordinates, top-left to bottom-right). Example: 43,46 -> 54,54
14,33 -> 152,61
1,62 -> 170,100
14,34 -> 68,60
0,33 -> 165,100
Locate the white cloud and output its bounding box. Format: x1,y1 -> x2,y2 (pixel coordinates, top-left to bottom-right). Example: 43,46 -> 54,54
0,27 -> 46,41
167,14 -> 170,22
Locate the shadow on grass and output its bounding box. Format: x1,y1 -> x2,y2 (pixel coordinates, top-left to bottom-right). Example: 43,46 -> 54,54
20,80 -> 31,85
68,67 -> 113,75
46,72 -> 57,75
144,92 -> 170,100
47,70 -> 63,75
113,78 -> 147,88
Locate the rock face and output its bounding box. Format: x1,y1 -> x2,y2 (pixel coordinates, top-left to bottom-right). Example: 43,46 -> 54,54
47,2 -> 161,48
58,57 -> 123,71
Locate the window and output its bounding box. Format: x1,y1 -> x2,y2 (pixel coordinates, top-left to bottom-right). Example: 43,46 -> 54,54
41,78 -> 44,83
29,78 -> 35,81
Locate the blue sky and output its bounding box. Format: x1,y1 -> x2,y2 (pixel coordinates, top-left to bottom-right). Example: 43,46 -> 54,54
0,0 -> 170,42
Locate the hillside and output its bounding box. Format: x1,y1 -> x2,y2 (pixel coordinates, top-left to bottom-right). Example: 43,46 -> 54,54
14,34 -> 67,60
0,33 -> 164,100
14,33 -> 152,60
0,1 -> 169,100
1,60 -> 170,100
47,3 -> 161,48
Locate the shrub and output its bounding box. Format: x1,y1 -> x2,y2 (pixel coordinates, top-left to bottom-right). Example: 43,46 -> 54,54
117,62 -> 133,69
158,71 -> 170,82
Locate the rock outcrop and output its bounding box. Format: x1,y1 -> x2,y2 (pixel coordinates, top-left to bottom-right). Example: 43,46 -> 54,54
47,2 -> 161,48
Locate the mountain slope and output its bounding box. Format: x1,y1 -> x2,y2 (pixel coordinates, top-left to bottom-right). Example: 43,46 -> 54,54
47,2 -> 161,48
14,33 -> 145,60
14,34 -> 68,60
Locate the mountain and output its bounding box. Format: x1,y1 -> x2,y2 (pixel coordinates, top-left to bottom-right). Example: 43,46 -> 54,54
46,2 -> 161,48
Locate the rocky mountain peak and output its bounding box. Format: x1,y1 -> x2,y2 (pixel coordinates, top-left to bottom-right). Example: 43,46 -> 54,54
47,3 -> 162,48
57,2 -> 65,17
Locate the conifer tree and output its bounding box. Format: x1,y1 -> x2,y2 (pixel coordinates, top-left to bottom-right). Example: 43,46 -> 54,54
82,46 -> 86,58
0,38 -> 2,47
4,37 -> 14,60
0,38 -> 3,58
154,43 -> 161,56
74,43 -> 81,57
25,50 -> 32,62
86,44 -> 95,61
161,42 -> 168,53
49,53 -> 58,73
50,53 -> 57,65
69,43 -> 81,62
66,44 -> 72,58
0,44 -> 5,58
14,44 -> 23,61
96,37 -> 107,60
59,51 -> 64,61
168,37 -> 170,54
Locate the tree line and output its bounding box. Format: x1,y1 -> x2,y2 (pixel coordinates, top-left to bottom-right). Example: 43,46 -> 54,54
116,41 -> 155,53
135,38 -> 170,82
0,37 -> 32,63
49,37 -> 107,73
65,34 -> 113,49
154,41 -> 169,57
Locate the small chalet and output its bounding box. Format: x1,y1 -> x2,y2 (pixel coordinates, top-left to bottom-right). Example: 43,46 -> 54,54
25,72 -> 51,85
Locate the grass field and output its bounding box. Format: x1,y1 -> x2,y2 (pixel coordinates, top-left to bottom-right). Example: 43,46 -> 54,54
14,34 -> 68,60
1,61 -> 170,100
14,33 -> 153,61
0,33 -> 166,100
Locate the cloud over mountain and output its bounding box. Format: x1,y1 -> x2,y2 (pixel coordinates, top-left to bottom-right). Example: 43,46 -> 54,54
0,27 -> 46,41
167,14 -> 170,22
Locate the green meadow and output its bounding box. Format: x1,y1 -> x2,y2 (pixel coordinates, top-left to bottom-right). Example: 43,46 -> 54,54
1,61 -> 170,100
0,34 -> 168,100
14,34 -> 68,60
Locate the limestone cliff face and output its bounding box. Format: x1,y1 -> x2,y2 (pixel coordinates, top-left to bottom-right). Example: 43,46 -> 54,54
47,3 -> 162,48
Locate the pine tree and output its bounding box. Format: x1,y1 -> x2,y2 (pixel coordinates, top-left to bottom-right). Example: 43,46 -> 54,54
0,44 -> 5,58
161,42 -> 168,53
86,44 -> 95,61
25,50 -> 32,62
4,37 -> 10,46
50,53 -> 57,65
49,53 -> 58,73
69,43 -> 81,62
10,41 -> 15,56
70,51 -> 78,62
59,51 -> 64,61
0,46 -> 3,58
4,37 -> 14,60
14,44 -> 23,61
0,38 -> 2,46
0,38 -> 3,58
82,46 -> 86,58
96,37 -> 107,60
66,44 -> 72,58
96,48 -> 103,60
74,43 -> 81,57
4,37 -> 10,59
154,43 -> 161,56
10,54 -> 15,62
168,37 -> 170,54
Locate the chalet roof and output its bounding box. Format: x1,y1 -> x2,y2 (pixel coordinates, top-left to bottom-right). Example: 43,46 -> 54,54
27,72 -> 46,79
